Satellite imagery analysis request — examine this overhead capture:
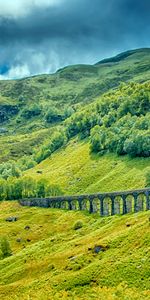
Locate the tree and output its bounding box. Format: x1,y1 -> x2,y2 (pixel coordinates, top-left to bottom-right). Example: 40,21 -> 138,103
22,176 -> 36,198
46,184 -> 64,197
124,131 -> 150,157
0,237 -> 12,259
90,125 -> 107,153
36,179 -> 48,198
11,163 -> 21,178
0,162 -> 21,180
50,131 -> 67,153
11,178 -> 23,200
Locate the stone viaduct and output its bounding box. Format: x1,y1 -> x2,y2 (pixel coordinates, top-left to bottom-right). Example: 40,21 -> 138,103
19,187 -> 150,217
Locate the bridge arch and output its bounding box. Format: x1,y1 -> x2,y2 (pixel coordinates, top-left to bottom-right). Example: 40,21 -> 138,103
70,199 -> 80,211
92,197 -> 101,214
80,198 -> 90,212
60,200 -> 69,210
102,196 -> 112,216
114,195 -> 123,215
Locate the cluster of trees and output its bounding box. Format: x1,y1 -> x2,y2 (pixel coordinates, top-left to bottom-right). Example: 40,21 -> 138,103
34,130 -> 67,163
0,162 -> 21,180
65,110 -> 101,139
65,82 -> 150,158
23,82 -> 150,166
90,114 -> 150,157
0,177 -> 63,201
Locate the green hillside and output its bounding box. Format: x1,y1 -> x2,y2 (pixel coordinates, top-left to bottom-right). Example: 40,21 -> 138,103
26,139 -> 150,195
0,48 -> 150,135
0,48 -> 150,199
0,201 -> 150,300
0,49 -> 150,300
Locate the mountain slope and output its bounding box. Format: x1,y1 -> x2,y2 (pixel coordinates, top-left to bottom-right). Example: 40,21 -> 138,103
0,48 -> 149,198
0,48 -> 150,134
0,201 -> 150,300
0,49 -> 150,300
26,139 -> 150,195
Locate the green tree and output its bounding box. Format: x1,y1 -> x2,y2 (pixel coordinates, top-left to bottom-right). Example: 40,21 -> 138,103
124,131 -> 150,157
22,176 -> 36,198
36,179 -> 48,198
0,237 -> 12,259
50,131 -> 67,153
46,184 -> 64,197
11,178 -> 23,200
90,125 -> 107,153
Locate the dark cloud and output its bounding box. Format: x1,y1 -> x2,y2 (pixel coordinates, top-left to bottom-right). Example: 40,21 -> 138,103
0,0 -> 149,78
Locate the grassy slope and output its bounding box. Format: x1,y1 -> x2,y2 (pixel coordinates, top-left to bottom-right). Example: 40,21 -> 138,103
26,139 -> 150,194
0,50 -> 150,299
0,48 -> 150,163
0,201 -> 150,300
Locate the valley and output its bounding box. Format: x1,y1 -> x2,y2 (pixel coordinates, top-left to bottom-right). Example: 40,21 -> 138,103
0,48 -> 150,300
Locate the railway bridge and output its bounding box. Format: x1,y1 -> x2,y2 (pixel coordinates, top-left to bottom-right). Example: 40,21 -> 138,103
19,188 -> 150,216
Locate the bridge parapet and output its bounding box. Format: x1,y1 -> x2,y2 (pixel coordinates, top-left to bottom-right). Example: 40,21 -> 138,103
19,188 -> 150,216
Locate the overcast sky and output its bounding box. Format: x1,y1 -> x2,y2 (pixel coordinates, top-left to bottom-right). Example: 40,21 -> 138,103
0,0 -> 149,79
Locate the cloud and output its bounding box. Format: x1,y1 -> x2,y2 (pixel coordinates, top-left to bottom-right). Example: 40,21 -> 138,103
0,64 -> 30,80
0,0 -> 149,79
0,0 -> 62,18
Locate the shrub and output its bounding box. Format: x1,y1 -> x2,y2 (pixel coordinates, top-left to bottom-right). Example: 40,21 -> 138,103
45,107 -> 62,123
73,220 -> 84,230
21,104 -> 41,119
0,237 -> 12,259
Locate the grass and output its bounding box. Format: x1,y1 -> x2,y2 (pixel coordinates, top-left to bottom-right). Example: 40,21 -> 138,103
0,201 -> 150,299
0,48 -> 150,299
0,48 -> 150,133
0,48 -> 150,165
26,139 -> 150,194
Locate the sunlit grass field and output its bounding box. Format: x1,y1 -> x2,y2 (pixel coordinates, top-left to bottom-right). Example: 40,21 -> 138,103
26,139 -> 150,195
0,201 -> 150,299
